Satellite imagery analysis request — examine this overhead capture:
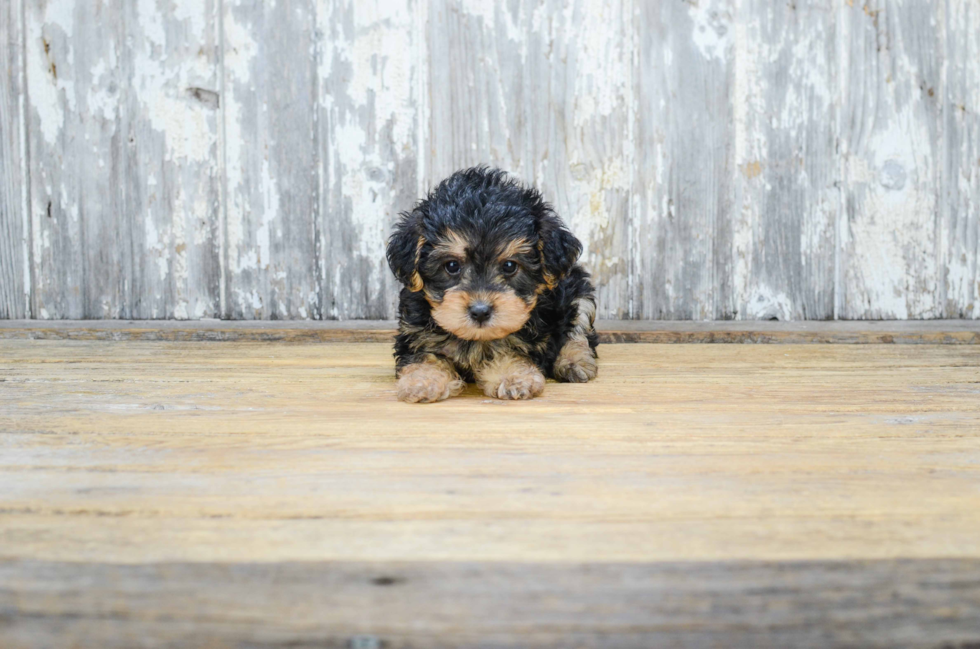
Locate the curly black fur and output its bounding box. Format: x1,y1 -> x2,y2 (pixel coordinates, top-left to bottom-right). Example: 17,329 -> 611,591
387,167 -> 598,398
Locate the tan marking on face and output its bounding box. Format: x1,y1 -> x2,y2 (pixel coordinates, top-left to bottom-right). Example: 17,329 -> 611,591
475,352 -> 545,400
537,239 -> 557,290
496,238 -> 534,263
409,273 -> 423,292
431,229 -> 468,259
430,288 -> 535,341
408,236 -> 425,292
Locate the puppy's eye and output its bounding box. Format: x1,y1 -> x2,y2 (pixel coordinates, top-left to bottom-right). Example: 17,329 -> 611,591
501,260 -> 518,275
444,260 -> 461,275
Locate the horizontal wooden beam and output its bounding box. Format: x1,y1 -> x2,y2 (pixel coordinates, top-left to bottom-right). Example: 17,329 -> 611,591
4,341 -> 979,646
0,319 -> 978,343
3,558 -> 979,648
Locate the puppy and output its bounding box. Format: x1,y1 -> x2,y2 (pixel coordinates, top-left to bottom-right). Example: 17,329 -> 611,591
386,167 -> 598,403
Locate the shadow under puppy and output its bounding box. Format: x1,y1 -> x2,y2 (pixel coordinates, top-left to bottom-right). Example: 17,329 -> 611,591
386,167 -> 598,403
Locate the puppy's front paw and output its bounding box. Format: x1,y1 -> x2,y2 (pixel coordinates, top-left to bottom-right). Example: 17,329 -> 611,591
483,364 -> 545,400
553,341 -> 597,383
396,363 -> 464,403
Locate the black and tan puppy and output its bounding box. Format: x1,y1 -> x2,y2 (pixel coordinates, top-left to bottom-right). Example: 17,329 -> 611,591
386,167 -> 598,403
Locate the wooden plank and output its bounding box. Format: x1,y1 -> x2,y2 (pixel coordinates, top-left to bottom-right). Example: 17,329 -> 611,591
0,319 -> 399,342
730,0 -> 837,320
25,0 -> 115,318
1,341 -> 979,643
24,0 -> 222,319
426,1 -> 528,180
595,322 -> 980,344
633,0 -> 736,319
524,0 -> 632,318
0,0 -> 29,319
944,0 -> 980,318
0,319 -> 978,343
838,0 -> 944,319
0,341 -> 978,563
2,559 -> 979,648
222,0 -> 319,319
127,0 -> 223,321
316,0 -> 420,319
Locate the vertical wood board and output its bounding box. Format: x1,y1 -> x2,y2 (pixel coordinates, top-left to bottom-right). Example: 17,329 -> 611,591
2,1 -> 979,321
426,1 -> 529,181
222,0 -> 319,319
730,0 -> 838,320
943,0 -> 980,318
0,0 -> 30,318
27,0 -> 122,318
633,0 -> 736,319
838,0 -> 944,319
317,0 -> 420,319
25,0 -> 222,319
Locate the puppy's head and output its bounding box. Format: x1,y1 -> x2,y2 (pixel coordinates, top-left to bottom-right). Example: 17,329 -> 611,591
387,167 -> 582,341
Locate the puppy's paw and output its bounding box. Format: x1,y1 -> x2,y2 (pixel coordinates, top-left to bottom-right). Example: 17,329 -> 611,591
553,341 -> 598,383
483,364 -> 545,400
396,363 -> 464,403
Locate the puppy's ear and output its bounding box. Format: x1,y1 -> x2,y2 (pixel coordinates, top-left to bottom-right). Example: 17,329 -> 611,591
537,208 -> 583,287
387,210 -> 425,292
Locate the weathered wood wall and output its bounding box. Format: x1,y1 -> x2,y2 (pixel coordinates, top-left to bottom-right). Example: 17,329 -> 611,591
0,0 -> 977,320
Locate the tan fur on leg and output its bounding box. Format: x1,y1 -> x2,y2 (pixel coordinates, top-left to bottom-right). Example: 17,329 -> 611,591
553,339 -> 598,383
396,358 -> 464,403
476,354 -> 545,400
552,296 -> 597,383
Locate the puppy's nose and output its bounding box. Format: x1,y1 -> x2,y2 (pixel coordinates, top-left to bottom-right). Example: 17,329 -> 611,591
467,301 -> 493,324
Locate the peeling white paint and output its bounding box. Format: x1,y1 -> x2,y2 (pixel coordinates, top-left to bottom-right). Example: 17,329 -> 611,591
12,0 -> 978,321
222,4 -> 258,281
255,159 -> 279,270
731,5 -> 766,314
845,101 -> 939,318
744,285 -> 793,321
461,1 -> 522,42
27,3 -> 77,147
689,0 -> 731,62
172,0 -> 206,39
570,0 -> 630,127
135,0 -> 214,164
138,0 -> 166,47
317,0 -> 418,318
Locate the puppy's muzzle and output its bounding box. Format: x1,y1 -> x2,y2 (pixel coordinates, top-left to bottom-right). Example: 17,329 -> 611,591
467,300 -> 493,325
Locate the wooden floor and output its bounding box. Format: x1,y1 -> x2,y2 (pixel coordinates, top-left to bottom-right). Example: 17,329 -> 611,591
2,337 -> 980,647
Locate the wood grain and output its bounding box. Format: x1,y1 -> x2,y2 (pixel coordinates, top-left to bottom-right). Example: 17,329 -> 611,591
2,559 -> 979,648
0,319 -> 978,343
730,0 -> 838,320
5,1 -> 980,321
426,1 -> 528,181
222,0 -> 319,319
633,0 -> 736,320
1,340 -> 979,645
1,341 -> 978,564
944,0 -> 980,318
26,0 -> 118,318
838,0 -> 943,319
25,0 -> 222,320
0,0 -> 29,319
317,0 -> 420,320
